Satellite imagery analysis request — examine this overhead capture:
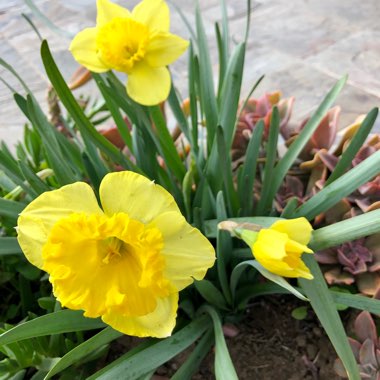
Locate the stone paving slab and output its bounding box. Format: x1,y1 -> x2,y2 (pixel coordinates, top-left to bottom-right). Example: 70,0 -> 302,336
0,0 -> 379,147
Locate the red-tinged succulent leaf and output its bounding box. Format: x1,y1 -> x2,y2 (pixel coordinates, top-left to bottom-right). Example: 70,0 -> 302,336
376,348 -> 380,367
355,199 -> 380,213
357,273 -> 380,296
333,114 -> 365,156
300,149 -> 338,171
334,358 -> 349,378
68,66 -> 92,90
317,150 -> 339,172
367,235 -> 380,272
355,312 -> 378,345
359,339 -> 378,367
337,250 -> 367,275
324,267 -> 355,285
353,146 -> 379,167
278,97 -> 295,138
323,199 -> 352,225
337,241 -> 372,275
315,248 -> 340,264
99,126 -> 125,149
295,106 -> 341,159
377,370 -> 380,380
358,176 -> 380,196
360,368 -> 376,379
311,106 -> 341,150
349,337 -> 362,361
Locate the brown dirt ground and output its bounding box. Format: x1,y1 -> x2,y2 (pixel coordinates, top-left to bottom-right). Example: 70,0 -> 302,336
105,295 -> 344,379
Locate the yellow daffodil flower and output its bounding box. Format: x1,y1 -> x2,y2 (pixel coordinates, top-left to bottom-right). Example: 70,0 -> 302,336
248,218 -> 314,279
17,171 -> 215,338
69,0 -> 189,106
220,217 -> 314,279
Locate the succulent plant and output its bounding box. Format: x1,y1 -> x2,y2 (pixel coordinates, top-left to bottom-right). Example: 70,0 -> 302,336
281,105 -> 341,160
334,311 -> 380,379
231,91 -> 294,161
316,234 -> 380,296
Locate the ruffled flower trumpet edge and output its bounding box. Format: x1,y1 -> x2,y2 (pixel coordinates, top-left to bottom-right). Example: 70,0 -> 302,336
16,171 -> 216,338
69,0 -> 189,106
219,217 -> 314,280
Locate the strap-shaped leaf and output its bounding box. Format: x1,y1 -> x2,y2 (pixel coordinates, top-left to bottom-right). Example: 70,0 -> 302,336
199,305 -> 238,380
0,238 -> 22,256
45,327 -> 122,379
300,256 -> 360,380
88,315 -> 211,380
0,310 -> 105,345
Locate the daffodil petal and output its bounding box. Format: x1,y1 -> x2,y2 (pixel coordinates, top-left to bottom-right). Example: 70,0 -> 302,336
99,171 -> 180,223
271,217 -> 313,245
151,212 -> 216,291
132,0 -> 169,32
96,0 -> 131,26
145,32 -> 189,67
127,63 -> 170,105
17,183 -> 103,269
69,28 -> 109,73
253,229 -> 288,260
102,293 -> 178,338
285,239 -> 313,254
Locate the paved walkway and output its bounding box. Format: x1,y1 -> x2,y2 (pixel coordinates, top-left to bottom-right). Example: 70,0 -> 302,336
0,0 -> 379,147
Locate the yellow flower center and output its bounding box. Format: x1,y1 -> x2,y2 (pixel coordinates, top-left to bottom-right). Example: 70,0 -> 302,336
96,17 -> 149,73
42,212 -> 172,318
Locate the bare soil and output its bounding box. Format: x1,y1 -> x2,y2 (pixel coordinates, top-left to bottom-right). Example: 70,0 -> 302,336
105,295 -> 342,379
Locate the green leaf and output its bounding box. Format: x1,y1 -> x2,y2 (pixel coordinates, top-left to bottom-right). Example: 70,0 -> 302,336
88,315 -> 211,380
299,255 -> 360,380
188,43 -> 199,154
92,74 -> 133,151
0,310 -> 106,345
26,95 -> 77,185
195,280 -> 229,310
215,0 -> 231,99
195,4 -> 218,152
45,327 -> 122,379
216,192 -> 233,305
171,329 -> 214,380
291,306 -> 308,320
231,260 -> 308,301
217,42 -> 246,148
310,209 -> 380,251
238,120 -> 264,216
263,76 -> 347,210
40,41 -> 127,171
329,291 -> 380,314
199,305 -> 238,380
0,198 -> 25,219
148,105 -> 186,181
18,160 -> 50,195
168,85 -> 191,143
0,238 -> 23,256
292,147 -> 380,219
0,58 -> 30,93
216,127 -> 239,214
325,107 -> 379,185
255,107 -> 280,215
